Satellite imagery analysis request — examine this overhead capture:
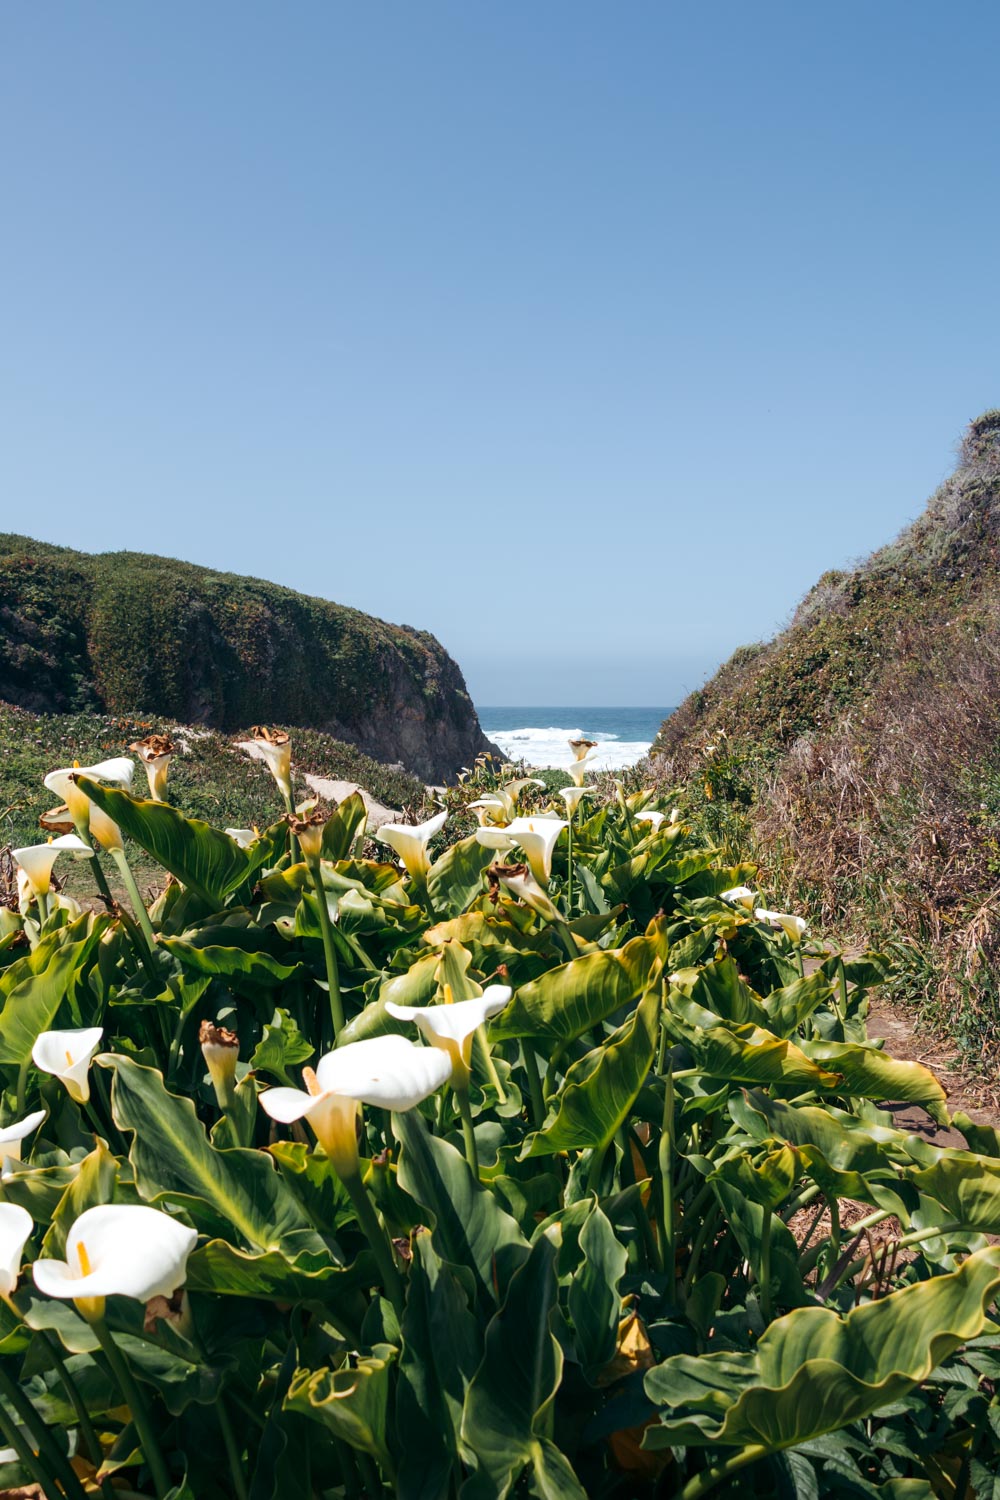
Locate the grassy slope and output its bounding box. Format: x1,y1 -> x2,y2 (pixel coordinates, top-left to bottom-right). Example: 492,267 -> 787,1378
0,703 -> 427,900
652,410 -> 1000,1057
0,534 -> 486,781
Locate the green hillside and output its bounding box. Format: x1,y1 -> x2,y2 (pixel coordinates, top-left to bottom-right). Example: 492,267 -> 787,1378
652,410 -> 1000,1055
0,535 -> 491,782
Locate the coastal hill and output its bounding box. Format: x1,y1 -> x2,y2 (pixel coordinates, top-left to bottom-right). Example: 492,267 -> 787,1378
652,410 -> 1000,1052
0,535 -> 494,783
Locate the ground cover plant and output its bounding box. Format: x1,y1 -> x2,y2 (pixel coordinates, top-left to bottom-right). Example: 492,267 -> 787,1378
649,412 -> 1000,1064
2,738 -> 1000,1496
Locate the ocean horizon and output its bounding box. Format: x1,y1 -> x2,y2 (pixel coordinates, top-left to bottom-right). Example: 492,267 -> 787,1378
477,706 -> 672,772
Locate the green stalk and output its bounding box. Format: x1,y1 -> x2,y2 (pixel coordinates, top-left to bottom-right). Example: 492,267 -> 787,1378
455,1088 -> 479,1178
566,814 -> 574,914
110,849 -> 157,954
586,1139 -> 607,1196
38,1328 -> 114,1493
0,1362 -> 89,1500
307,860 -> 344,1038
659,1063 -> 675,1281
679,1444 -> 769,1499
217,1395 -> 249,1500
521,1044 -> 546,1129
758,1211 -> 773,1323
92,1318 -> 173,1500
0,1387 -> 57,1499
472,1025 -> 506,1104
281,787 -> 300,863
340,1169 -> 404,1315
15,1060 -> 28,1116
86,848 -> 116,908
36,889 -> 51,927
795,941 -> 805,979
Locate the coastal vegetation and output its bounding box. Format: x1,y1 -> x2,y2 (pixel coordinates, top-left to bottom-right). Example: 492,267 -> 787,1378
0,736 -> 999,1495
651,411 -> 1000,1064
0,534 -> 492,782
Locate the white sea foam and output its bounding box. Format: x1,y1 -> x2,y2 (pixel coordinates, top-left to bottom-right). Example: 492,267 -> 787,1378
481,724 -> 651,772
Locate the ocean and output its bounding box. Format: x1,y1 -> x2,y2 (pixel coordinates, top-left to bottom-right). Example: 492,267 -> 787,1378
477,707 -> 672,772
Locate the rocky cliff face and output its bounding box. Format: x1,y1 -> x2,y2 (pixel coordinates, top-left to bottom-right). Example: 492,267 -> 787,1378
0,535 -> 495,783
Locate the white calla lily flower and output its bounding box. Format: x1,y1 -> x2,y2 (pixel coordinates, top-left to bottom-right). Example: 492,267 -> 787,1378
385,986 -> 512,1088
225,827 -> 259,848
44,758 -> 134,829
0,1203 -> 33,1299
32,1204 -> 197,1316
31,1028 -> 104,1103
635,809 -> 666,830
13,834 -> 95,897
260,1035 -> 451,1177
568,752 -> 599,789
755,908 -> 809,944
670,808 -> 683,824
0,1110 -> 46,1178
467,796 -> 508,826
721,886 -> 755,910
494,865 -> 563,923
85,799 -> 124,853
568,738 -> 598,762
373,810 -> 447,881
558,785 -> 591,818
247,727 -> 293,800
474,826 -> 516,855
503,816 -> 567,885
129,735 -> 175,801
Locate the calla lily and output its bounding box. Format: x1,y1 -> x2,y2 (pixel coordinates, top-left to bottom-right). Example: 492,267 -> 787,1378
755,907 -> 809,944
467,796 -> 508,826
470,779 -> 545,823
200,1021 -> 239,1110
475,825 -> 516,855
558,785 -> 592,818
385,986 -> 512,1089
247,726 -> 293,800
225,827 -> 259,848
31,1027 -> 104,1104
260,1035 -> 452,1177
721,885 -> 755,909
0,1110 -> 46,1177
84,797 -> 124,853
129,735 -> 175,801
670,808 -> 683,824
492,864 -> 564,923
43,758 -> 134,830
568,752 -> 599,788
568,738 -> 598,762
503,816 -> 567,885
635,809 -> 666,830
373,810 -> 447,882
0,1204 -> 33,1299
32,1204 -> 197,1309
13,834 -> 94,897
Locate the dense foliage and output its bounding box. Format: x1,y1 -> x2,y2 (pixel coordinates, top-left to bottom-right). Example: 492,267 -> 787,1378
0,535 -> 489,780
650,412 -> 1000,1060
2,746 -> 1000,1497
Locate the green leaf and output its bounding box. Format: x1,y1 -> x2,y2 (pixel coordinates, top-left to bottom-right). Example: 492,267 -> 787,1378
285,1344 -> 397,1471
0,918 -> 104,1067
393,1108 -> 528,1309
523,986 -> 660,1157
321,792 -> 367,860
567,1202 -> 628,1379
78,778 -> 251,906
249,1010 -> 315,1085
460,1236 -> 586,1499
668,1017 -> 844,1090
162,939 -> 303,988
908,1154 -> 1000,1233
396,1230 -> 482,1500
427,835 -> 495,918
709,1176 -> 810,1309
42,1140 -> 119,1258
100,1054 -> 319,1252
800,1040 -> 948,1121
644,1247 -> 1000,1454
490,927 -> 665,1044
186,1239 -> 375,1304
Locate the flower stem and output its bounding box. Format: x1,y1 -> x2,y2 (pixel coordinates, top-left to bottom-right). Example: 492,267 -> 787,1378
340,1169 -> 404,1315
308,859 -> 344,1038
680,1444 -> 769,1498
36,889 -> 51,927
110,850 -> 157,954
566,815 -> 574,914
0,1387 -> 56,1499
472,1025 -> 506,1104
659,1062 -> 675,1281
92,1318 -> 173,1500
521,1044 -> 546,1129
0,1362 -> 89,1500
455,1088 -> 479,1178
217,1394 -> 249,1500
39,1327 -> 114,1493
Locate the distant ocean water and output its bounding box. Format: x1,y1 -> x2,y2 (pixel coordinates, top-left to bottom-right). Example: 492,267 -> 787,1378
477,707 -> 673,772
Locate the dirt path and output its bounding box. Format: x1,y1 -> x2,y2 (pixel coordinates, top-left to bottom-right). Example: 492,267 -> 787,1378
867,998 -> 1000,1144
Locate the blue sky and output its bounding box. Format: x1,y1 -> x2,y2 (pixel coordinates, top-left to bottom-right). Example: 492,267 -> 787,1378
2,4 -> 998,707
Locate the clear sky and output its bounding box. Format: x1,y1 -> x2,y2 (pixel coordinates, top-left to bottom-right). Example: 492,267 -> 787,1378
2,4 -> 999,707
